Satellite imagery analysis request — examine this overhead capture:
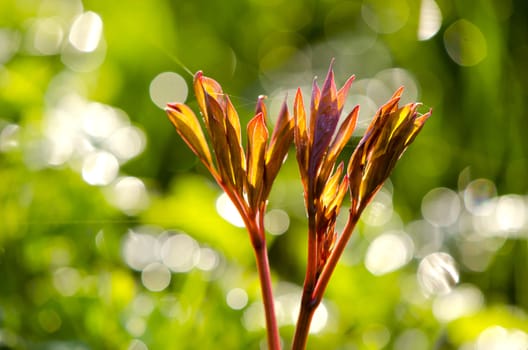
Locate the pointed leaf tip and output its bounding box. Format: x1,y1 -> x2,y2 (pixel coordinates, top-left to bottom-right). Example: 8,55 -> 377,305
165,103 -> 213,169
337,75 -> 355,111
255,95 -> 268,120
246,112 -> 268,206
392,86 -> 405,99
166,102 -> 179,110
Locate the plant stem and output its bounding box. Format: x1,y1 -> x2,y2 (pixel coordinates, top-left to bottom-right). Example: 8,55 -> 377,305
291,290 -> 318,350
252,233 -> 281,350
292,212 -> 360,350
312,212 -> 359,300
292,218 -> 318,349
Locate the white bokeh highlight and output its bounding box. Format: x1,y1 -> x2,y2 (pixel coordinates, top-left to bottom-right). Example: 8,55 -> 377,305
216,193 -> 245,227
150,72 -> 188,109
365,231 -> 414,275
69,11 -> 103,52
418,252 -> 459,296
226,288 -> 249,310
418,0 -> 442,40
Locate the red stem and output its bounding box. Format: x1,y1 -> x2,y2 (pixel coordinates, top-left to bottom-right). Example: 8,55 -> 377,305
292,211 -> 360,349
248,209 -> 281,350
304,176 -> 318,291
312,211 -> 359,300
291,290 -> 318,350
253,236 -> 281,350
292,196 -> 319,348
291,170 -> 320,349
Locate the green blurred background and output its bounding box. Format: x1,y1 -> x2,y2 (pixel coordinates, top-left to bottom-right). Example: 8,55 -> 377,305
1,0 -> 528,349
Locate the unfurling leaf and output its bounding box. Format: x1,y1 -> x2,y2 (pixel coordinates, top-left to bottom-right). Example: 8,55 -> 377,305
247,112 -> 268,208
264,100 -> 294,198
194,71 -> 225,120
336,75 -> 355,112
225,98 -> 246,193
165,103 -> 215,174
310,68 -> 340,178
347,96 -> 431,214
316,105 -> 359,195
294,89 -> 309,191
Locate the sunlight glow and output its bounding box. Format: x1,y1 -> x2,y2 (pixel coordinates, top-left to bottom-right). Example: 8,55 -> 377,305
418,0 -> 442,41
476,326 -> 528,350
123,229 -> 161,271
433,284 -> 483,322
81,151 -> 119,186
216,193 -> 245,227
362,189 -> 393,227
132,294 -> 155,316
345,93 -> 378,135
417,252 -> 459,296
122,228 -> 219,281
81,102 -> 125,139
29,18 -> 64,55
309,303 -> 328,334
0,29 -> 20,64
161,233 -> 200,273
464,179 -> 497,216
196,247 -> 220,271
37,92 -> 146,192
394,329 -> 429,350
125,316 -> 146,337
150,72 -> 188,109
105,125 -> 146,162
242,282 -> 329,333
128,339 -> 148,350
141,262 -> 171,292
53,267 -> 81,296
69,11 -> 103,52
406,220 -> 443,258
365,231 -> 414,275
105,176 -> 149,215
495,195 -> 526,232
444,19 -> 488,66
0,124 -> 20,152
242,302 -> 265,331
226,288 -> 249,310
421,187 -> 461,227
376,68 -> 419,104
264,209 -> 290,235
61,37 -> 106,72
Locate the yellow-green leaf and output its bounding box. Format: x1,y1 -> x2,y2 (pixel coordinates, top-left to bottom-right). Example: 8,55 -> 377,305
194,71 -> 225,117
337,75 -> 355,113
225,97 -> 246,193
320,162 -> 344,208
264,100 -> 294,199
165,103 -> 214,172
246,112 -> 268,207
294,88 -> 309,182
318,105 -> 359,191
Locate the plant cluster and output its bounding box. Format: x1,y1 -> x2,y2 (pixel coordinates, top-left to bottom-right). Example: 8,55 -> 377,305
165,63 -> 430,349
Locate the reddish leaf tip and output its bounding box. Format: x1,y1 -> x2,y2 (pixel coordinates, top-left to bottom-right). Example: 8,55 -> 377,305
328,57 -> 335,69
166,102 -> 180,110
392,86 -> 405,99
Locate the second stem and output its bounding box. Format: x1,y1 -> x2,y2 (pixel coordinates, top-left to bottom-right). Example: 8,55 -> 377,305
252,230 -> 281,350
